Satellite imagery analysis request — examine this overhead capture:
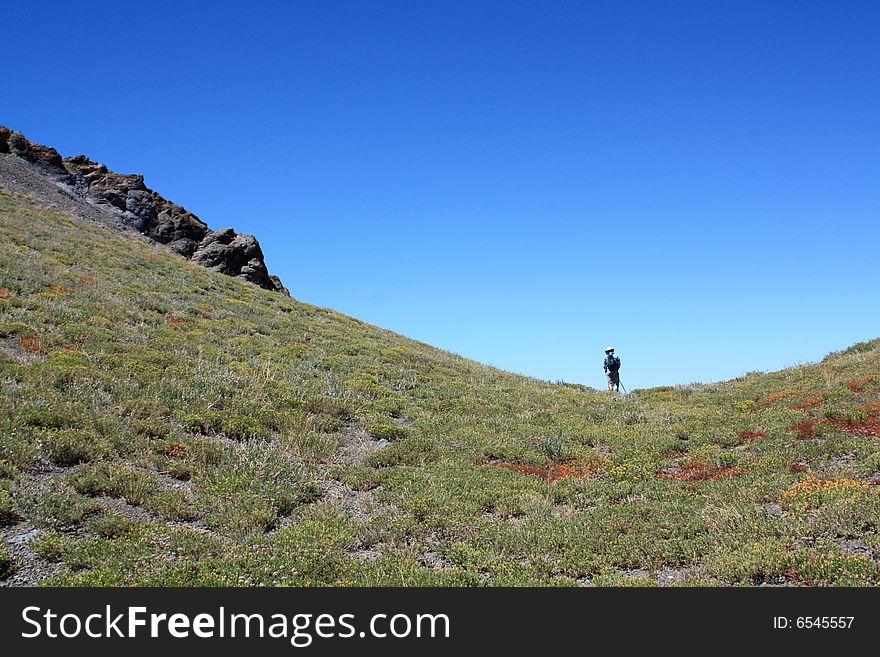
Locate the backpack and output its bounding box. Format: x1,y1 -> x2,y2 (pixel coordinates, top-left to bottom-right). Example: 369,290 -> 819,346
606,354 -> 620,371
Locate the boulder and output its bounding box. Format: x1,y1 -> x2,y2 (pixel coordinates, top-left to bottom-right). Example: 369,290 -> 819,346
191,229 -> 281,291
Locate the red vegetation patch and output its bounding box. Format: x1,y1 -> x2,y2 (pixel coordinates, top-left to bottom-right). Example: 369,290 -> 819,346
789,461 -> 809,474
656,460 -> 742,482
786,419 -> 821,439
738,430 -> 766,443
786,415 -> 880,439
80,276 -> 96,286
165,316 -> 187,325
484,459 -> 594,482
788,395 -> 824,410
828,417 -> 880,438
0,288 -> 11,299
848,376 -> 876,393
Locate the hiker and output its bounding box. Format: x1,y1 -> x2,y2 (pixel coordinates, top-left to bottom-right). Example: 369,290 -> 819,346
603,346 -> 621,392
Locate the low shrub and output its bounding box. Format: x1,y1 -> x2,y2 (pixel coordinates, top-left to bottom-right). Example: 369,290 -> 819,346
144,490 -> 197,521
45,430 -> 104,466
308,412 -> 346,433
368,423 -> 409,442
21,407 -> 79,430
86,509 -> 137,538
0,485 -> 20,526
71,462 -> 159,505
30,529 -> 66,561
0,541 -> 14,579
367,437 -> 439,468
304,397 -> 352,422
183,412 -> 267,440
535,435 -> 573,462
15,480 -> 99,529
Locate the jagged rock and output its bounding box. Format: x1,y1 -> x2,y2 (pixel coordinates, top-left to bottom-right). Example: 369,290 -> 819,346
0,127 -> 288,295
62,155 -> 210,243
192,228 -> 256,274
0,127 -> 69,180
167,238 -> 199,258
191,228 -> 285,291
268,275 -> 289,296
149,205 -> 207,245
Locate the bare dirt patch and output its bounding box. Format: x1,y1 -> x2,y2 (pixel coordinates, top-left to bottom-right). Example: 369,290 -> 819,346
0,521 -> 63,587
315,422 -> 401,560
333,424 -> 381,466
1,339 -> 45,365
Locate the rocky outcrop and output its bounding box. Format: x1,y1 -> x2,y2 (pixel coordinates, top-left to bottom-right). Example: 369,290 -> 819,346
192,228 -> 290,294
0,127 -> 288,295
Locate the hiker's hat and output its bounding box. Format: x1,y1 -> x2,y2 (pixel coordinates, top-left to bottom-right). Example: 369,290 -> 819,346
605,346 -> 614,353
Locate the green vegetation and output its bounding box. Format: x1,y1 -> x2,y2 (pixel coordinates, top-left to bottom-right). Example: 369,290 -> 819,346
1,187 -> 880,586
0,539 -> 14,579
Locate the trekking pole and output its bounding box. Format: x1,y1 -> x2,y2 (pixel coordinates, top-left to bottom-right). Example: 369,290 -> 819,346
619,381 -> 627,393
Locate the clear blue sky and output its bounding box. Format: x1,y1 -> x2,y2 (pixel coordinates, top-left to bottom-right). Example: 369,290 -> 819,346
4,1 -> 878,389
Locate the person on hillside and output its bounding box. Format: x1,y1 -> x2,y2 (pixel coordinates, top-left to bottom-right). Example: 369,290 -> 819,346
603,346 -> 621,392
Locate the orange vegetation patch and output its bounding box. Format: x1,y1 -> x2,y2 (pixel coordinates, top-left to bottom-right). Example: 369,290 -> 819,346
49,283 -> 75,294
848,376 -> 876,393
0,288 -> 11,299
17,335 -> 43,354
162,442 -> 188,458
80,276 -> 96,286
786,416 -> 880,439
786,419 -> 822,439
738,430 -> 766,443
484,459 -> 594,482
656,460 -> 742,482
165,316 -> 187,325
788,395 -> 824,410
828,417 -> 880,438
782,476 -> 869,500
858,400 -> 880,416
758,390 -> 797,408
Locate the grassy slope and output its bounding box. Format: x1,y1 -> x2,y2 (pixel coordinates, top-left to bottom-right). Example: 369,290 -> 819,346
1,188 -> 880,586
